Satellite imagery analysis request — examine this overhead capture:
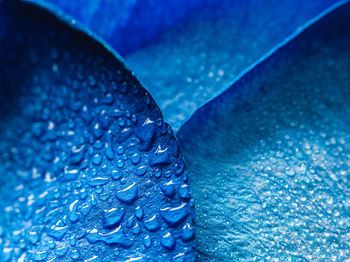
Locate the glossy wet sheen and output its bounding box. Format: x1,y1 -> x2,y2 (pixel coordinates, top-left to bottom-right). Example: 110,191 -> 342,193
0,2 -> 194,261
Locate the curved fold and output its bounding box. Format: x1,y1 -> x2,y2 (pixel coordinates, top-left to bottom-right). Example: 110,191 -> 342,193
177,2 -> 350,261
126,0 -> 343,130
0,1 -> 194,261
26,0 -> 343,130
25,0 -> 207,56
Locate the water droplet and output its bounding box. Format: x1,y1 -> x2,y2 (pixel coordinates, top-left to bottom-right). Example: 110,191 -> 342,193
55,246 -> 68,257
93,122 -> 103,138
86,226 -> 133,248
70,249 -> 81,260
88,176 -> 109,187
102,93 -> 114,104
181,223 -> 194,242
160,203 -> 189,227
135,206 -> 144,220
178,184 -> 191,199
143,215 -> 160,232
135,118 -> 155,151
70,144 -> 86,165
33,250 -> 48,261
108,108 -> 124,117
92,154 -> 102,165
161,232 -> 175,250
68,200 -> 79,223
161,181 -> 175,197
111,170 -> 122,180
151,145 -> 170,166
104,142 -> 114,160
116,182 -> 138,204
48,222 -> 68,241
69,235 -> 77,246
131,222 -> 141,234
136,166 -> 148,176
130,153 -> 141,165
27,230 -> 40,244
103,208 -> 125,228
144,235 -> 152,248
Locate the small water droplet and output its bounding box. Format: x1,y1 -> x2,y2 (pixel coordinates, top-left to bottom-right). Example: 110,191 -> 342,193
161,232 -> 175,250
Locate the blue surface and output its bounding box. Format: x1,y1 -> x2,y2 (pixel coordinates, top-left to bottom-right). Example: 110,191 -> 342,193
27,0 -> 342,130
177,2 -> 350,261
1,0 -> 350,261
27,0 -> 207,56
126,0 -> 343,130
0,1 -> 194,261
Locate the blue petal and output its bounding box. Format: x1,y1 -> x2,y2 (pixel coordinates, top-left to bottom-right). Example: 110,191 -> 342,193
177,2 -> 350,261
24,0 -> 344,130
0,1 -> 194,261
125,0 -> 345,130
26,0 -> 206,56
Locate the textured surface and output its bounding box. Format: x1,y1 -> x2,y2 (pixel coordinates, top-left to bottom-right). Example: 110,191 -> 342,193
178,3 -> 350,261
0,1 -> 194,261
126,0 -> 342,130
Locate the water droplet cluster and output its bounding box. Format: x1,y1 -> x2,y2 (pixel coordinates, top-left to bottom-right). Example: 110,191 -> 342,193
0,2 -> 194,261
178,4 -> 350,261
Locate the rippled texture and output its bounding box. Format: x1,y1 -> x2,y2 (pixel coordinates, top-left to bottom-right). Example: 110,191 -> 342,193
178,3 -> 350,261
126,0 -> 342,129
0,1 -> 194,261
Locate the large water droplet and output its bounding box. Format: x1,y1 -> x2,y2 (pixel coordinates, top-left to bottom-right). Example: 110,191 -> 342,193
103,208 -> 125,228
48,222 -> 68,241
116,182 -> 138,204
160,203 -> 189,227
151,145 -> 170,166
86,226 -> 133,248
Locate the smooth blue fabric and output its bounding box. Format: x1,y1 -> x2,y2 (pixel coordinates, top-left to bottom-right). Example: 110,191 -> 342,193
0,1 -> 194,261
177,2 -> 350,260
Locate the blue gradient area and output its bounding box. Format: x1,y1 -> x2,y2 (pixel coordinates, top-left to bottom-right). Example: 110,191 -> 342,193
26,0 -> 206,56
178,2 -> 350,261
0,1 -> 194,261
